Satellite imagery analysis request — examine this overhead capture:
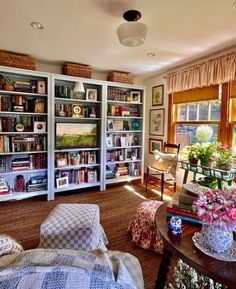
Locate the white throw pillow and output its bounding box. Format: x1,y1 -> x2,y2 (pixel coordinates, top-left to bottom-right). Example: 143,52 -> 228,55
153,150 -> 178,177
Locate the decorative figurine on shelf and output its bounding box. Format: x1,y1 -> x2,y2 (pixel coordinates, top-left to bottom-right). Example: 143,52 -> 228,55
15,175 -> 25,192
168,216 -> 182,235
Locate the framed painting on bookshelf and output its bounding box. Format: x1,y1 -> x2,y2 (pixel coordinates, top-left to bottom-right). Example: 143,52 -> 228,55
106,136 -> 113,148
88,152 -> 96,164
131,91 -> 140,103
149,139 -> 163,154
149,108 -> 165,136
36,80 -> 46,94
86,89 -> 97,101
152,85 -> 164,106
107,119 -> 115,131
56,176 -> 69,188
34,102 -> 45,113
56,158 -> 67,168
87,170 -> 97,183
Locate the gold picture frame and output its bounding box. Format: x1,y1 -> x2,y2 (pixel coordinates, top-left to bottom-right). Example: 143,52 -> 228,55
152,85 -> 164,106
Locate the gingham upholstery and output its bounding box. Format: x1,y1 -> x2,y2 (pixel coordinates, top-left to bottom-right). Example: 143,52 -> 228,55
39,204 -> 108,250
127,200 -> 163,254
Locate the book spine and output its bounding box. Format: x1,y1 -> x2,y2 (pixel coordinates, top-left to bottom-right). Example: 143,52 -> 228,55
166,212 -> 202,224
166,206 -> 198,220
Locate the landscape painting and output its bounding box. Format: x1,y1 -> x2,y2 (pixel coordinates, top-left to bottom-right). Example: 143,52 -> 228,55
56,123 -> 97,148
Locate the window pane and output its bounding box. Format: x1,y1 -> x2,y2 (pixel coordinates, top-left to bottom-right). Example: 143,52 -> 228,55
176,124 -> 218,147
210,102 -> 221,120
198,103 -> 208,120
178,105 -> 187,121
188,104 -> 197,120
232,126 -> 236,152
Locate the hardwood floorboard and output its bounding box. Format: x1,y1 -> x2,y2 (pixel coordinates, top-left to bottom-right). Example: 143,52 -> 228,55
0,182 -> 175,289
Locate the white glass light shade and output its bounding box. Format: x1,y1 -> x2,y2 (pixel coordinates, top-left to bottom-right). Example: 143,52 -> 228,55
73,81 -> 85,93
117,22 -> 148,47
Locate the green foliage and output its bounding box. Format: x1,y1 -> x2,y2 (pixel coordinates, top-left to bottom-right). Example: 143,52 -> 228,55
56,134 -> 96,148
3,79 -> 15,85
195,176 -> 218,189
165,259 -> 227,289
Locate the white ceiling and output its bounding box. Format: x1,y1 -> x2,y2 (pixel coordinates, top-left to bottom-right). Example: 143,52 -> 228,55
1,0 -> 236,79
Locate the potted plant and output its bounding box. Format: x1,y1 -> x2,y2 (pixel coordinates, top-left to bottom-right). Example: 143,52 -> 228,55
197,142 -> 217,167
215,143 -> 235,171
181,144 -> 199,165
3,79 -> 15,91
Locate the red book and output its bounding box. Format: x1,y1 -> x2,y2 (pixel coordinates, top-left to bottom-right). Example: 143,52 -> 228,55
166,205 -> 199,220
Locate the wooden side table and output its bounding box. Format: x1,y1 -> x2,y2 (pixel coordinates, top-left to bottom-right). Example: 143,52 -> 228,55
154,202 -> 236,289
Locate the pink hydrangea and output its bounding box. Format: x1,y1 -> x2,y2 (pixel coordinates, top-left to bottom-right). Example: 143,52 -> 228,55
193,187 -> 236,232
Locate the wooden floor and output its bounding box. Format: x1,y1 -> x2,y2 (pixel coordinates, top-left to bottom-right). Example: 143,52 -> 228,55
0,182 -> 175,289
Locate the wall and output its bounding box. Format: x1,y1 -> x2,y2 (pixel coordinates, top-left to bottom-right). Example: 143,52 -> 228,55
36,62 -> 144,85
143,74 -> 168,172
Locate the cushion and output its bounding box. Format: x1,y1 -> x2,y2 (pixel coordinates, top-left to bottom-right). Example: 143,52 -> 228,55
153,150 -> 178,177
0,235 -> 23,257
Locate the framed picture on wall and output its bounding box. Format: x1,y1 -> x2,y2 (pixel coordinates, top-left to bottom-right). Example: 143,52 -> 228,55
149,108 -> 165,136
152,85 -> 164,106
149,139 -> 163,154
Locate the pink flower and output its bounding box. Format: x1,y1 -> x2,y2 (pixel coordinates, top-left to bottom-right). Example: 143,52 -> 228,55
193,188 -> 236,232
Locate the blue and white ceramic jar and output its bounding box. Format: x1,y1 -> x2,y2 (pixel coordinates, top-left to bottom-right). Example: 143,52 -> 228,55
201,224 -> 233,252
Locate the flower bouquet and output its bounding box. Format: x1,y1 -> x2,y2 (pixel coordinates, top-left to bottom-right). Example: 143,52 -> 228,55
193,187 -> 236,252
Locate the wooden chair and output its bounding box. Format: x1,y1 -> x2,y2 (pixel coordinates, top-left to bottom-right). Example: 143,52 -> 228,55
145,142 -> 180,201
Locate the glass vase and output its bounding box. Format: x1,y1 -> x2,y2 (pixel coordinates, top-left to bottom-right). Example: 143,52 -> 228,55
201,224 -> 233,252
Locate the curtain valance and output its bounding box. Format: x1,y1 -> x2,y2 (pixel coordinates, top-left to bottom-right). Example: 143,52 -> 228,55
167,52 -> 236,94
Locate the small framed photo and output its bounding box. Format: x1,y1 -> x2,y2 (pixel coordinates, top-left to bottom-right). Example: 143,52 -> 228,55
56,176 -> 69,188
107,119 -> 114,131
34,102 -> 45,113
37,80 -> 46,94
152,85 -> 164,106
87,170 -> 97,183
149,139 -> 163,154
131,91 -> 141,103
33,121 -> 46,133
88,152 -> 96,164
120,136 -> 127,147
106,136 -> 113,148
86,89 -> 97,101
56,158 -> 67,168
149,108 -> 165,136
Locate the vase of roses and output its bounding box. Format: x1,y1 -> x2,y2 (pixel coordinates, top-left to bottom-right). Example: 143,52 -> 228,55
193,187 -> 236,253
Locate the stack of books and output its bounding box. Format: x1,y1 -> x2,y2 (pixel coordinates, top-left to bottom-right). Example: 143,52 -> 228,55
0,177 -> 10,196
166,184 -> 208,224
11,157 -> 30,171
14,81 -> 32,93
114,164 -> 128,177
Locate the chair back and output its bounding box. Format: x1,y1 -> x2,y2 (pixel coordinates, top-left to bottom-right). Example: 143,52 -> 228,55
163,142 -> 180,154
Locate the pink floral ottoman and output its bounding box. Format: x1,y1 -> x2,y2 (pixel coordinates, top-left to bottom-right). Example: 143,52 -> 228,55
127,200 -> 164,254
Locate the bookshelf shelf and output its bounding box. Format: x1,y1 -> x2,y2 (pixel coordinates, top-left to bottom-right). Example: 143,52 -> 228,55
54,164 -> 100,170
0,190 -> 48,202
0,151 -> 47,156
106,145 -> 142,150
106,159 -> 142,165
0,168 -> 48,175
0,90 -> 48,97
105,176 -> 141,184
106,130 -> 142,133
0,111 -> 47,116
107,116 -> 142,119
55,97 -> 101,104
54,148 -> 100,153
54,117 -> 101,121
54,182 -> 101,193
107,100 -> 143,105
0,132 -> 47,135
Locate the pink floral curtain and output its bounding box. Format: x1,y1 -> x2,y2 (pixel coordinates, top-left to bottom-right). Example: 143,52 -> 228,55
167,52 -> 236,93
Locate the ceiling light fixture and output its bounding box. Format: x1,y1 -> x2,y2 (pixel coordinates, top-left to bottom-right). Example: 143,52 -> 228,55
31,22 -> 44,29
117,10 -> 148,47
147,52 -> 156,57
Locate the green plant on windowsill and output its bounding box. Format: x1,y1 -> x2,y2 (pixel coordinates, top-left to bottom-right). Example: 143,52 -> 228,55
215,143 -> 236,171
180,144 -> 199,164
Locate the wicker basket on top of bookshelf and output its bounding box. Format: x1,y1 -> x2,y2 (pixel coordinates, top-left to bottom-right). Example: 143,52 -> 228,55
0,51 -> 36,70
62,63 -> 92,78
107,71 -> 133,84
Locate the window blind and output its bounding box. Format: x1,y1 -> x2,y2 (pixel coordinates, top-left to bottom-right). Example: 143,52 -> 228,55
173,85 -> 219,104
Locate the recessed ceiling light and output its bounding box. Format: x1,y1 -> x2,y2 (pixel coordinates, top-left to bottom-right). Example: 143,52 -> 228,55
147,52 -> 156,57
232,1 -> 236,8
31,22 -> 44,29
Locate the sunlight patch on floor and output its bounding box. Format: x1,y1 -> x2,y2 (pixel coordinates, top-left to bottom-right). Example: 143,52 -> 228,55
124,185 -> 147,200
151,188 -> 172,201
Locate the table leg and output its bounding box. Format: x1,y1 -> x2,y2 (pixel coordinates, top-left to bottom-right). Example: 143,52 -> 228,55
154,247 -> 172,289
217,179 -> 222,190
183,170 -> 188,184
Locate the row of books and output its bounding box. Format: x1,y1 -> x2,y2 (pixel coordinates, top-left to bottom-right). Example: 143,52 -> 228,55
0,136 -> 47,153
0,154 -> 47,172
0,95 -> 46,113
107,88 -> 131,102
55,168 -> 98,184
107,120 -> 141,131
106,133 -> 140,147
113,163 -> 129,177
106,148 -> 140,162
55,151 -> 97,167
55,103 -> 98,118
166,185 -> 208,225
107,104 -> 139,117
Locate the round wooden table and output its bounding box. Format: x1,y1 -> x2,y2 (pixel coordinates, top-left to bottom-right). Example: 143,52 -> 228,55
154,202 -> 236,289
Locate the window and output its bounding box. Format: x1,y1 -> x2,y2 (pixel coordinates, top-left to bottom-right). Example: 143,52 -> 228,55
173,100 -> 221,148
